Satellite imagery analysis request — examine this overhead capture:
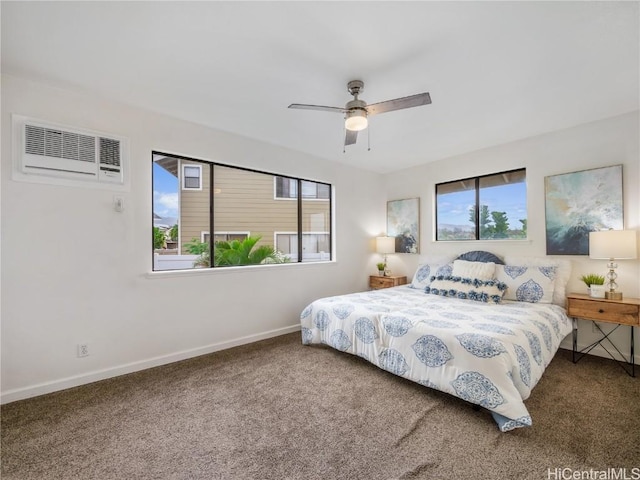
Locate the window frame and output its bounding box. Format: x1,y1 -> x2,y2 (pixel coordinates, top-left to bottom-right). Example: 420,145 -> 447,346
435,168 -> 527,242
152,151 -> 333,271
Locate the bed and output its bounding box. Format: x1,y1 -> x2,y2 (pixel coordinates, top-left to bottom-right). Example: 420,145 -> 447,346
300,252 -> 573,431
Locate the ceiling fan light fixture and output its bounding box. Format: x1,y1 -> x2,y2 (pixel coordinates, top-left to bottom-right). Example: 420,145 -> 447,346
345,110 -> 368,131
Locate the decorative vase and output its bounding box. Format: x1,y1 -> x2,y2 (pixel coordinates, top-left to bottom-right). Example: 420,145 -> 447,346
378,270 -> 384,276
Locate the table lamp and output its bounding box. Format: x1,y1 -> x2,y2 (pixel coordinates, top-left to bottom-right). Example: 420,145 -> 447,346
589,230 -> 637,300
376,236 -> 395,275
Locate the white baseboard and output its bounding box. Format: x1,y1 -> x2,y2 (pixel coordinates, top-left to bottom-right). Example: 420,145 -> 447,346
1,324 -> 301,405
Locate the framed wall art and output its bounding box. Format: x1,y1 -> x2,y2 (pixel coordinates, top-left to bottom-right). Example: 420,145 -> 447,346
544,164 -> 623,255
387,198 -> 420,253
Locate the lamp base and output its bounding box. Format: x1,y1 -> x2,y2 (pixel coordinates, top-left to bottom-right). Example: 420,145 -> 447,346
605,291 -> 623,300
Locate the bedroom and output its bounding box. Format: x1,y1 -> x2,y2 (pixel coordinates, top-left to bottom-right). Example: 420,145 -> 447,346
1,1 -> 639,479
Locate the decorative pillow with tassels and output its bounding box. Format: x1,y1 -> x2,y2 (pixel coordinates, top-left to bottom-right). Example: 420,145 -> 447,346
425,275 -> 508,304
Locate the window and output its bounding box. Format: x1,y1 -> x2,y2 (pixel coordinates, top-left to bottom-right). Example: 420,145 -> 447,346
436,169 -> 527,241
182,164 -> 202,190
276,233 -> 330,261
201,232 -> 249,243
152,152 -> 332,271
275,177 -> 330,200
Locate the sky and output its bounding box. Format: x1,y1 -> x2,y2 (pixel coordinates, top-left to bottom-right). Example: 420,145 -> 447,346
438,183 -> 527,228
153,162 -> 178,219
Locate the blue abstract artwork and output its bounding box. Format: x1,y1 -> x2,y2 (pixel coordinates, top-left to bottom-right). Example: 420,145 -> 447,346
544,165 -> 623,255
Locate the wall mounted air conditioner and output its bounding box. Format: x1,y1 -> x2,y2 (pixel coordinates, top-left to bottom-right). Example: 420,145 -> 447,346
13,114 -> 127,186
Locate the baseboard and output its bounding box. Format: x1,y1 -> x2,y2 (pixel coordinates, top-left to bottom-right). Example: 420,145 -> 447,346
1,324 -> 301,405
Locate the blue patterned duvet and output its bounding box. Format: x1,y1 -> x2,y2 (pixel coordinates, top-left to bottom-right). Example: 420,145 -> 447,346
300,286 -> 572,431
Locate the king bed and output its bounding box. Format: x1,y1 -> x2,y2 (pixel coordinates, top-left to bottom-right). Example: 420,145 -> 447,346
300,252 -> 572,431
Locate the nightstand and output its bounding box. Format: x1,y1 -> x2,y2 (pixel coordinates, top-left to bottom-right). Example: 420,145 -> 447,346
566,293 -> 640,377
369,275 -> 407,290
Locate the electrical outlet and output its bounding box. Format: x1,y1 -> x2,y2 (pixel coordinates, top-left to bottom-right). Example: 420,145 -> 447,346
77,343 -> 89,358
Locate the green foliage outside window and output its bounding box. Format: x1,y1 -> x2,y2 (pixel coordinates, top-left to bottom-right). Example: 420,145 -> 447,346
468,205 -> 526,240
153,227 -> 166,249
191,235 -> 290,268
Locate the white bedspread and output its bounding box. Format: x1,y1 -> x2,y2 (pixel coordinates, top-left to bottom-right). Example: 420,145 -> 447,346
300,286 -> 572,431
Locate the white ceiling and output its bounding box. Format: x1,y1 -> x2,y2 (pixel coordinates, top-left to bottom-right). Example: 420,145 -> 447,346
2,1 -> 638,174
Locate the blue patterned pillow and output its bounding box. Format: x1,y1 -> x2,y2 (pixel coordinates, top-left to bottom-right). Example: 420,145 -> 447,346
410,262 -> 453,289
425,276 -> 507,304
495,265 -> 556,303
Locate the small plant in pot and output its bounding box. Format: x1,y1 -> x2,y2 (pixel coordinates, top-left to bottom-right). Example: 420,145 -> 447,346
376,262 -> 386,276
579,273 -> 606,298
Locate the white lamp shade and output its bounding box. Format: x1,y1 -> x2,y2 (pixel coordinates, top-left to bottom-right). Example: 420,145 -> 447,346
376,236 -> 395,254
589,230 -> 637,260
345,110 -> 368,131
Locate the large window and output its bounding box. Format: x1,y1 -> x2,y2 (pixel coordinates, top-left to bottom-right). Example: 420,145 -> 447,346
436,169 -> 527,241
152,152 -> 332,271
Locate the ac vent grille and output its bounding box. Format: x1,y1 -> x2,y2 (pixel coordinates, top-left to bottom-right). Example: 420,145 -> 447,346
25,124 -> 96,163
16,115 -> 126,186
99,137 -> 121,167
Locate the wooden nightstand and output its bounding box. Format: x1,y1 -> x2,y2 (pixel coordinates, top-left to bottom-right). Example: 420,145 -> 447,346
369,275 -> 407,290
566,293 -> 640,377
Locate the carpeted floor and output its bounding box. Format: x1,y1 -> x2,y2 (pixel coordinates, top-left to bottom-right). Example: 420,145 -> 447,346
2,332 -> 639,480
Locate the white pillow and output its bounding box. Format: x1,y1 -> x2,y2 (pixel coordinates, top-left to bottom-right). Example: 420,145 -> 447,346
495,264 -> 556,304
410,262 -> 453,289
451,259 -> 496,281
503,256 -> 571,306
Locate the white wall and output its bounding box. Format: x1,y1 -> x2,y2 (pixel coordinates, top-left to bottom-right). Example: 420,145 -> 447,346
383,111 -> 640,361
2,74 -> 637,403
0,75 -> 385,403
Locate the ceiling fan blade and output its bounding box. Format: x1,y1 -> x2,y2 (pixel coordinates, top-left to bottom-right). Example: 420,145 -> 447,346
288,103 -> 346,114
366,92 -> 431,116
345,129 -> 358,146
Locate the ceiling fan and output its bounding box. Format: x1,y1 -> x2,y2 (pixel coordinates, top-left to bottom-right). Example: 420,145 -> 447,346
288,80 -> 431,148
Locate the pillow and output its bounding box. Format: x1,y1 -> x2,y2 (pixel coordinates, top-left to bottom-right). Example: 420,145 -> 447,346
451,259 -> 496,281
425,276 -> 507,304
503,256 -> 571,306
456,251 -> 505,265
495,264 -> 556,304
410,262 -> 453,289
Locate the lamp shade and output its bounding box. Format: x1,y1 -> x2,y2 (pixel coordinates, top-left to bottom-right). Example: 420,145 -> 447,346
376,236 -> 395,254
589,230 -> 637,260
345,110 -> 368,131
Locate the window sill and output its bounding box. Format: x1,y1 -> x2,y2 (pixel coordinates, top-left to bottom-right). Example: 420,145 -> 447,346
432,238 -> 532,244
145,259 -> 337,279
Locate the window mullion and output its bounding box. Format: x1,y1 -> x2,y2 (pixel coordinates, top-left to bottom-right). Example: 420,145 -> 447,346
475,177 -> 480,240
297,179 -> 303,262
209,163 -> 215,268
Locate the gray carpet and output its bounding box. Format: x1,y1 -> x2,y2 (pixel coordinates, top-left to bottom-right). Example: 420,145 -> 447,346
2,332 -> 639,480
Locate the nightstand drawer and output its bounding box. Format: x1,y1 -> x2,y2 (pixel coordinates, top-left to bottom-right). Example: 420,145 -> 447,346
369,275 -> 407,290
567,298 -> 640,326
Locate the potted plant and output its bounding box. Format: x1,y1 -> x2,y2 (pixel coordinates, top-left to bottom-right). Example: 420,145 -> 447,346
376,262 -> 386,276
579,273 -> 606,298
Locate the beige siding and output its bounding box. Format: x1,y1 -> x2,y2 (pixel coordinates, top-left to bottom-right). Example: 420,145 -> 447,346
179,162 -> 330,255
